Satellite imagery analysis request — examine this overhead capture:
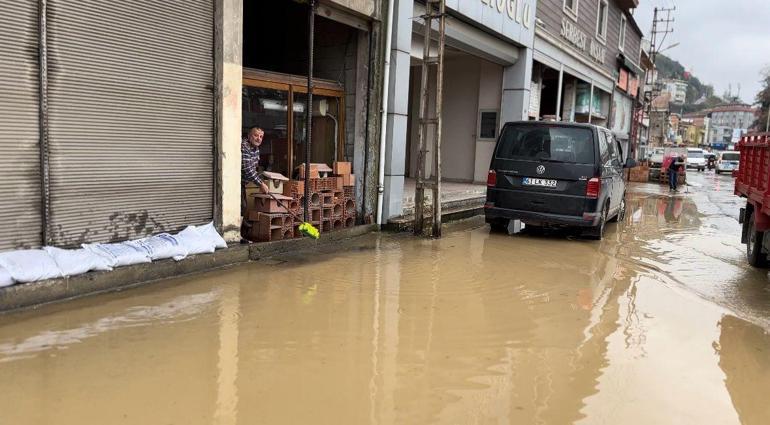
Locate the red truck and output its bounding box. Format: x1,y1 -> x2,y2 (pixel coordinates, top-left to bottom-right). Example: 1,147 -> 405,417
736,133 -> 770,266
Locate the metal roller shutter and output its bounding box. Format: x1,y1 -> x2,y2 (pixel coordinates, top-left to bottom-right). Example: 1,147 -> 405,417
0,1 -> 42,251
47,0 -> 214,246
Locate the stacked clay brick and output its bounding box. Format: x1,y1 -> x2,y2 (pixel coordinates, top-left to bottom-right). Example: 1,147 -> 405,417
245,163 -> 356,242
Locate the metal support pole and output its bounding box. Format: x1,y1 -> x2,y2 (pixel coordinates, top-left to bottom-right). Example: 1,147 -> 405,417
38,0 -> 51,246
304,0 -> 315,223
432,0 -> 446,238
555,64 -> 564,121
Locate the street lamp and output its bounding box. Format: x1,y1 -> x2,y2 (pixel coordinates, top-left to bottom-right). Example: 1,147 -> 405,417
658,42 -> 680,53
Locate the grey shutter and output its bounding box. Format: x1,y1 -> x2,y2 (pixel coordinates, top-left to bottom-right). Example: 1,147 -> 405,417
0,1 -> 42,251
47,0 -> 214,246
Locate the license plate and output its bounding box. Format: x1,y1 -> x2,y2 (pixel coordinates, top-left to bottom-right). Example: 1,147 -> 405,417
523,177 -> 557,188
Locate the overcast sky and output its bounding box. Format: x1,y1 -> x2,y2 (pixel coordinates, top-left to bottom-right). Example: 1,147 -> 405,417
632,0 -> 770,104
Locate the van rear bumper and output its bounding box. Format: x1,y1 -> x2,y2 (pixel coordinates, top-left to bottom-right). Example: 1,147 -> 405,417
484,205 -> 600,227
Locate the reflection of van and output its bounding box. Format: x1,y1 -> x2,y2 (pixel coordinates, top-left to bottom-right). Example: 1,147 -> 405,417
485,122 -> 634,240
717,151 -> 740,175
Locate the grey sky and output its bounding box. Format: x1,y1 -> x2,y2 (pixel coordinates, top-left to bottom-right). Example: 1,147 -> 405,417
632,0 -> 770,104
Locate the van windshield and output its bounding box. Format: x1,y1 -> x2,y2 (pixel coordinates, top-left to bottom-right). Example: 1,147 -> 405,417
688,151 -> 704,158
495,125 -> 595,164
722,153 -> 740,161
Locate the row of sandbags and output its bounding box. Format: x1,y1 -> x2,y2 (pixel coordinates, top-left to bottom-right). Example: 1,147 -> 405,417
0,223 -> 228,288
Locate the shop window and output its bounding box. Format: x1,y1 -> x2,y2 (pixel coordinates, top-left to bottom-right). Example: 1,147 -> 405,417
596,0 -> 608,42
478,110 -> 499,140
619,15 -> 627,52
563,0 -> 579,21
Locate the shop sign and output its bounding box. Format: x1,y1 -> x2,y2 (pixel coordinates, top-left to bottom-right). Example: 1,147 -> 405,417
560,18 -> 606,65
480,0 -> 533,29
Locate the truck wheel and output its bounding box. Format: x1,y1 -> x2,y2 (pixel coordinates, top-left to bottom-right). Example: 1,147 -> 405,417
746,212 -> 769,267
584,204 -> 608,240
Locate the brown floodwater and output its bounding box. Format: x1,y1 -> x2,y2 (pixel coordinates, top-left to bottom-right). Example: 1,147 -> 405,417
1,172 -> 769,425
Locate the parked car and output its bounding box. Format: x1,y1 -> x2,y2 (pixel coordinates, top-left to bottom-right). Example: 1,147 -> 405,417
717,151 -> 740,174
485,122 -> 634,240
686,148 -> 706,171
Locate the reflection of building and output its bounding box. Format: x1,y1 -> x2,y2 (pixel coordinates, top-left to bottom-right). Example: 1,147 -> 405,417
381,0 -> 538,219
530,0 -> 645,158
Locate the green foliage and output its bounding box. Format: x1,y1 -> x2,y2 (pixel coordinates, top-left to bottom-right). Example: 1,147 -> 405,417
755,68 -> 770,130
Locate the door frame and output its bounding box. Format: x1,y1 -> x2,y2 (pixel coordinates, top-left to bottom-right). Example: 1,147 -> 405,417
242,68 -> 346,173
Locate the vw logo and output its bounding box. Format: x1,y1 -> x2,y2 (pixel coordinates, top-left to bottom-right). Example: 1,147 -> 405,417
536,165 -> 546,175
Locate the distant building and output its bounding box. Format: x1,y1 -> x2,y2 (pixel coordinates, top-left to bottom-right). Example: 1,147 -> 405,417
661,79 -> 688,105
704,104 -> 758,149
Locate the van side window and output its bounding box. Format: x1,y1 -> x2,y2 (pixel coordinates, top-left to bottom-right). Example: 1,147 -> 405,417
598,131 -> 610,166
615,140 -> 624,164
605,133 -> 621,167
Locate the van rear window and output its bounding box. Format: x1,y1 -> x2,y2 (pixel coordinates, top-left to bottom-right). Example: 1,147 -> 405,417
722,153 -> 740,161
495,125 -> 595,164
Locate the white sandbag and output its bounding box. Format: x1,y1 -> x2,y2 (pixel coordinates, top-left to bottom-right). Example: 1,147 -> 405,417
172,226 -> 215,260
197,222 -> 227,249
128,233 -> 188,261
43,246 -> 113,277
0,250 -> 63,283
83,242 -> 151,268
0,266 -> 14,288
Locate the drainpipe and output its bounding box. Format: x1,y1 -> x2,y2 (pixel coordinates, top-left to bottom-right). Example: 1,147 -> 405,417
375,0 -> 395,226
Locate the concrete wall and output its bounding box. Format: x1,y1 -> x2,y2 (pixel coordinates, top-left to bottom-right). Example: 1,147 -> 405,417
473,60 -> 503,183
216,0 -> 244,242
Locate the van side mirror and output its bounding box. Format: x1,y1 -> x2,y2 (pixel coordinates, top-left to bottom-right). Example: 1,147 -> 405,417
624,158 -> 637,169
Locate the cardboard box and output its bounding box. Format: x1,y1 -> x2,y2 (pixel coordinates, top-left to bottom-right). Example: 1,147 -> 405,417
342,174 -> 355,186
333,161 -> 351,176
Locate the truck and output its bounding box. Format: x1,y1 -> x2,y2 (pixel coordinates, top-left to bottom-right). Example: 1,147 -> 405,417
735,133 -> 770,266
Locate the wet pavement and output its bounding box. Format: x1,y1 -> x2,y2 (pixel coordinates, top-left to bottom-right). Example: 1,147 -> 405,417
1,171 -> 770,424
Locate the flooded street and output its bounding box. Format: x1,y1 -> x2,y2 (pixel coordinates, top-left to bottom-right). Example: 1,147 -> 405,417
2,172 -> 770,425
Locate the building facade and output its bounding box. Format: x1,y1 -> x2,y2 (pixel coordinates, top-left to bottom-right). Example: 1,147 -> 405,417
530,0 -> 644,158
381,0 -> 538,220
706,104 -> 758,148
662,78 -> 688,105
0,0 -> 385,250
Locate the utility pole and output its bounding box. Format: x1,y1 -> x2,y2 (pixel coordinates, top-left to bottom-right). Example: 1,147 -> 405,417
414,0 -> 446,238
645,6 -> 675,147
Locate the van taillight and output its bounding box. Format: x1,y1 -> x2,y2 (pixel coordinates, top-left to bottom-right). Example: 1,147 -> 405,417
487,170 -> 497,187
586,177 -> 600,199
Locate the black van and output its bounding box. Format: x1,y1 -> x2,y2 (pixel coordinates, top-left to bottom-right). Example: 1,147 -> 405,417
484,121 -> 634,240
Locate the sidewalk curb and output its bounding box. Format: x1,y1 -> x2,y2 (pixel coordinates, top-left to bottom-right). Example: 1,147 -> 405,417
0,225 -> 378,314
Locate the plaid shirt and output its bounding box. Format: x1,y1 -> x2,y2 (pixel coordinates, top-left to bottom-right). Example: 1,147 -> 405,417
241,139 -> 263,186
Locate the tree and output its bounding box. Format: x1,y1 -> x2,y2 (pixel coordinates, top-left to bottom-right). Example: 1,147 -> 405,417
755,67 -> 770,132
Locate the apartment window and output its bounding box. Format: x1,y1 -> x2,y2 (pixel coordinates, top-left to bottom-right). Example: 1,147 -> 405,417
596,0 -> 608,42
619,15 -> 627,51
564,0 -> 579,21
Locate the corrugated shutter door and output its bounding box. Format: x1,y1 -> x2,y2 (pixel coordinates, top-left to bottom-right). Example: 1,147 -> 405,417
0,1 -> 42,251
47,0 -> 214,246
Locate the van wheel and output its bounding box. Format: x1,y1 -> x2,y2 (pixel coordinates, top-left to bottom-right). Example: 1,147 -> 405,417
489,219 -> 509,233
584,204 -> 608,240
746,211 -> 769,267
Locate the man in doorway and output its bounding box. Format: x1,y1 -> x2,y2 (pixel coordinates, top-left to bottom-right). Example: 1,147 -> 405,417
241,127 -> 269,223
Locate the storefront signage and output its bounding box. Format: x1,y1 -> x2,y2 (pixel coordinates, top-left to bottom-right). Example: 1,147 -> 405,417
560,18 -> 606,65
481,0 -> 533,29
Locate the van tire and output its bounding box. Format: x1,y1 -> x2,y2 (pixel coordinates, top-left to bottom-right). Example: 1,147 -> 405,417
584,204 -> 608,240
610,196 -> 626,223
746,211 -> 769,267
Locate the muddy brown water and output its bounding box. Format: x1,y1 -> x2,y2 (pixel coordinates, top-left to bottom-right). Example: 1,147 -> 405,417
1,172 -> 769,424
